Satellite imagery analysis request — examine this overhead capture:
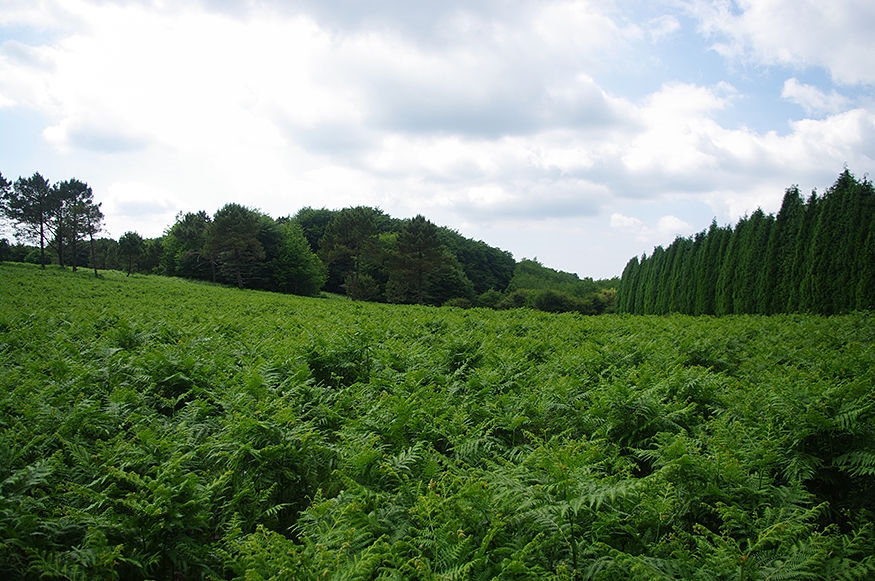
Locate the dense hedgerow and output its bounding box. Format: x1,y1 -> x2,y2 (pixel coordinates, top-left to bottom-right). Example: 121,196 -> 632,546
1,262 -> 874,580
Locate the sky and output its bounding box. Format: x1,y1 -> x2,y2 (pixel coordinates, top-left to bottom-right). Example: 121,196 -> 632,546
1,1 -> 874,279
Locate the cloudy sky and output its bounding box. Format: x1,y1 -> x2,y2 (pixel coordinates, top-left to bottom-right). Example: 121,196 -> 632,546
1,0 -> 873,278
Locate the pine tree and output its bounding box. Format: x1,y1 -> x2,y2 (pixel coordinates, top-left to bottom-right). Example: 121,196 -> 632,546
847,174 -> 874,310
3,173 -> 55,268
204,203 -> 266,289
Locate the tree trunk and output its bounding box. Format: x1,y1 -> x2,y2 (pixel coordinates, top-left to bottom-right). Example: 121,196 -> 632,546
57,237 -> 66,268
89,232 -> 98,277
39,218 -> 46,269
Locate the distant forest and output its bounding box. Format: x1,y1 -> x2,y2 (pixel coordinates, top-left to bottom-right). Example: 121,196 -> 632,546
618,168 -> 875,315
6,168 -> 872,317
0,171 -> 617,314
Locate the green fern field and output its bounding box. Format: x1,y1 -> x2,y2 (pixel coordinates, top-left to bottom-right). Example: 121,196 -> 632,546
2,262 -> 874,580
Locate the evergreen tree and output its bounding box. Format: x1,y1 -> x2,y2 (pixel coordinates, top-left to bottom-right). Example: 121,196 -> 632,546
387,215 -> 444,304
640,247 -> 664,314
2,173 -> 55,268
715,216 -> 747,315
426,251 -> 476,305
766,186 -> 805,313
83,197 -> 104,277
788,190 -> 821,312
204,203 -> 265,289
807,171 -> 854,313
662,237 -> 695,313
55,179 -> 100,272
741,209 -> 773,314
319,207 -> 381,300
692,221 -> 724,315
854,178 -> 875,310
618,168 -> 873,315
618,256 -> 640,313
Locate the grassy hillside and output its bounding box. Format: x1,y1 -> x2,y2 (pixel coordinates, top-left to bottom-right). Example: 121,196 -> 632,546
1,263 -> 874,579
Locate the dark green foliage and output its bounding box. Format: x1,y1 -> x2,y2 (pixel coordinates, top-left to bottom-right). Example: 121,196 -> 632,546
118,230 -> 145,276
1,171 -> 608,306
2,173 -> 54,268
620,169 -> 875,315
387,215 -> 444,304
53,178 -> 103,272
437,227 -> 516,295
268,221 -> 325,296
161,207 -> 325,296
1,174 -> 103,273
204,203 -> 266,289
318,206 -> 383,299
508,259 -> 617,314
162,210 -> 213,280
2,264 -> 874,578
292,206 -> 336,254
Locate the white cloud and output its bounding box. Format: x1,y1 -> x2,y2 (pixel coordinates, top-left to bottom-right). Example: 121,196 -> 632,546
620,82 -> 734,176
647,15 -> 681,41
1,0 -> 873,279
687,0 -> 875,85
102,181 -> 178,238
610,213 -> 643,229
781,78 -> 851,115
657,215 -> 693,237
607,212 -> 694,246
534,1 -> 632,54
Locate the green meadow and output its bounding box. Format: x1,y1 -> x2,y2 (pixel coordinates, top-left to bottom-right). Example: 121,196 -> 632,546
1,262 -> 874,579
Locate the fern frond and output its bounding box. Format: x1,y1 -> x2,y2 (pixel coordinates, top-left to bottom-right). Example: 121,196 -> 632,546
752,542 -> 820,580
834,450 -> 875,477
1,459 -> 53,494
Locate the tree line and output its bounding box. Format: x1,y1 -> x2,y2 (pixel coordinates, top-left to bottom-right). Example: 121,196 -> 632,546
162,204 -> 616,312
617,168 -> 875,315
1,171 -> 617,312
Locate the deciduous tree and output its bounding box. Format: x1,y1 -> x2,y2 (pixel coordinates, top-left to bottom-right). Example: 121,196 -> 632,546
163,211 -> 212,280
269,220 -> 326,296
